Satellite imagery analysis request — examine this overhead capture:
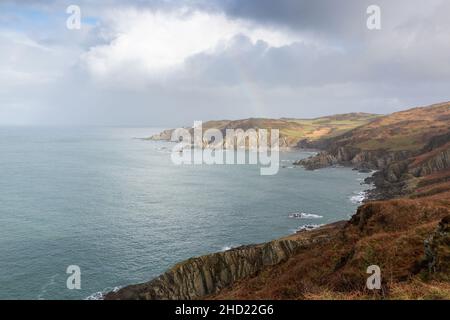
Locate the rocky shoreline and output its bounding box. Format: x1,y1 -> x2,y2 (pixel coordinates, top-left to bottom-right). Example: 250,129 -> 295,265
106,102 -> 450,300
105,238 -> 310,300
102,153 -> 409,300
105,147 -> 449,300
105,189 -> 450,300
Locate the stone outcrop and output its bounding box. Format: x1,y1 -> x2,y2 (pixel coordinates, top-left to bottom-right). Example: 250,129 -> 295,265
423,215 -> 450,278
293,151 -> 338,170
365,134 -> 450,200
410,145 -> 450,177
147,129 -> 175,141
105,239 -> 311,300
295,103 -> 450,173
296,126 -> 450,201
210,199 -> 450,299
294,146 -> 411,171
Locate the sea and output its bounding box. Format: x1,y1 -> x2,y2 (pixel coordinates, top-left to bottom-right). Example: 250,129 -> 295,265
0,127 -> 371,299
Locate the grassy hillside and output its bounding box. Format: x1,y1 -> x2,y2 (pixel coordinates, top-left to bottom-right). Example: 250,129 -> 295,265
151,113 -> 380,147
200,113 -> 380,147
280,113 -> 380,141
151,102 -> 449,152
326,102 -> 450,152
297,102 -> 450,171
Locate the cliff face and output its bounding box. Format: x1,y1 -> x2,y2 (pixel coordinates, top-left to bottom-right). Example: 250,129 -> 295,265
296,104 -> 450,203
294,147 -> 412,171
410,144 -> 450,177
295,102 -> 450,172
364,133 -> 450,200
147,129 -> 175,141
105,234 -> 338,300
147,114 -> 379,149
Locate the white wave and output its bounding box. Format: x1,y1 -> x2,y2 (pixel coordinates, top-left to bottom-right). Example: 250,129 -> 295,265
85,286 -> 121,300
85,291 -> 104,300
154,146 -> 171,153
221,245 -> 238,252
295,224 -> 324,233
357,169 -> 377,175
289,212 -> 323,219
350,191 -> 366,204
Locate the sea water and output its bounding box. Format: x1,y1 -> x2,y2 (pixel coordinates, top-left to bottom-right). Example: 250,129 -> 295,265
0,127 -> 371,299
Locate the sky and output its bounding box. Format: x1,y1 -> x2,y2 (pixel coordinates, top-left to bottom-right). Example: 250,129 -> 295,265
0,0 -> 449,126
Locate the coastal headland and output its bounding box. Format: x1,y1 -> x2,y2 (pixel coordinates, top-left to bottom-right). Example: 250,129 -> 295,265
107,102 -> 450,300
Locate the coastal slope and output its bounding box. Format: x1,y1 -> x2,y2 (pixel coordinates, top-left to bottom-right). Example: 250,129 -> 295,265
107,102 -> 450,300
296,102 -> 450,170
106,197 -> 450,300
148,113 -> 380,148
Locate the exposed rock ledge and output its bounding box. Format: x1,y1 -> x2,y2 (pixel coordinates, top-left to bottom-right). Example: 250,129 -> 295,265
293,147 -> 412,171
105,230 -> 336,300
145,129 -> 175,141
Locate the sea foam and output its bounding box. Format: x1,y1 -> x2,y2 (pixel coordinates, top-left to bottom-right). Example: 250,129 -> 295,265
289,212 -> 323,219
350,191 -> 366,204
295,224 -> 324,233
85,286 -> 121,300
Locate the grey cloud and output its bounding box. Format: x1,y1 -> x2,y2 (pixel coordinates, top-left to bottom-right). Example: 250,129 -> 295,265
1,0 -> 449,126
182,26 -> 450,88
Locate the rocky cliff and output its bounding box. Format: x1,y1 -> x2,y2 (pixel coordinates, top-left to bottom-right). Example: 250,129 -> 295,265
105,233 -> 338,300
106,199 -> 450,300
295,102 -> 450,172
211,200 -> 450,300
364,132 -> 450,200
146,129 -> 175,141
147,114 -> 379,149
107,102 -> 450,300
294,147 -> 412,171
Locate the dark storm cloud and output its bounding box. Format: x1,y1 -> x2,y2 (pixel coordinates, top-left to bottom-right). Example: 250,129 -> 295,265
2,0 -> 441,39
216,0 -> 368,35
